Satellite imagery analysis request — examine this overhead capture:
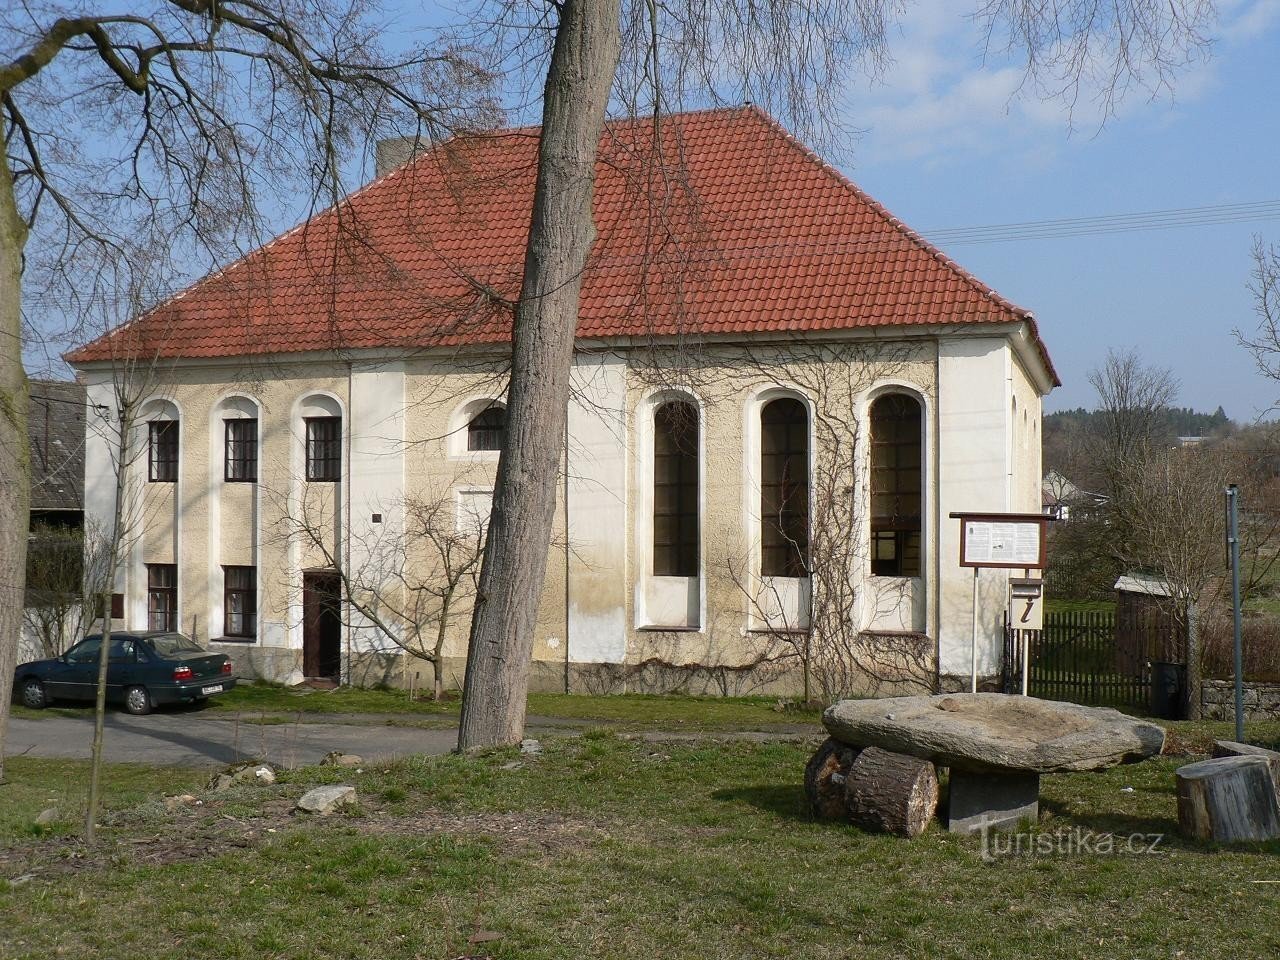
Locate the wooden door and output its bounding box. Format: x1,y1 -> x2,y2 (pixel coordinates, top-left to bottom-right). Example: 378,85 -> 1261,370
302,572 -> 342,681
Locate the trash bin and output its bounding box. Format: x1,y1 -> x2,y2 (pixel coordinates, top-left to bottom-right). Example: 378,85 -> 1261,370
1150,661 -> 1186,720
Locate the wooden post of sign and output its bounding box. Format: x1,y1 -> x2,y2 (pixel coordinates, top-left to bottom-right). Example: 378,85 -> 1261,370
1021,567 -> 1031,696
951,512 -> 1051,698
970,566 -> 979,693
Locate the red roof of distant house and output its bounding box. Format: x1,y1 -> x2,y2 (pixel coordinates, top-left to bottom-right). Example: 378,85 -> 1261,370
67,106 -> 1058,383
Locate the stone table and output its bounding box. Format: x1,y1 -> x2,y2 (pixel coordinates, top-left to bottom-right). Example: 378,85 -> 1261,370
823,693 -> 1166,834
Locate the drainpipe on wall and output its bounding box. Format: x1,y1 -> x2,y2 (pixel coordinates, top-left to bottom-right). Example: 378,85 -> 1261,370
344,361 -> 354,687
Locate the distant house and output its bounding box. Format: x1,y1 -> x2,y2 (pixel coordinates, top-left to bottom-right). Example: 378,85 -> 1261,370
27,380 -> 85,530
23,380 -> 87,661
1041,470 -> 1106,522
67,107 -> 1057,694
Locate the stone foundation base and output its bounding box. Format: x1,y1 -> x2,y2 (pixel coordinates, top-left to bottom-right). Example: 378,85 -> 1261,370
217,645 -> 938,698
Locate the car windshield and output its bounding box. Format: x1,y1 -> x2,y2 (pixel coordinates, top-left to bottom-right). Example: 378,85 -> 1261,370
146,633 -> 205,657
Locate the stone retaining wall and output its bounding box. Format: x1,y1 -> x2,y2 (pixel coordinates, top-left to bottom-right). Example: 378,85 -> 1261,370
1201,679 -> 1280,721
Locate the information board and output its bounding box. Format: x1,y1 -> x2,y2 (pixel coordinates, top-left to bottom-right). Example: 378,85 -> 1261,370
952,513 -> 1048,570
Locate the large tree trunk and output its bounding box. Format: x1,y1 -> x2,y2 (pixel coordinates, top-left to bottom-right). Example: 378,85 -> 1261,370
457,0 -> 621,751
0,152 -> 31,785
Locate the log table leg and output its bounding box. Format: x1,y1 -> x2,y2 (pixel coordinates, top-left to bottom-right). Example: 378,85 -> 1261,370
804,738 -> 861,821
843,747 -> 939,838
947,770 -> 1040,835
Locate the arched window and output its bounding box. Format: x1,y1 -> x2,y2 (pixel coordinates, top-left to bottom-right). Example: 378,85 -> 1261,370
760,397 -> 809,577
467,404 -> 506,451
652,400 -> 699,577
870,393 -> 923,577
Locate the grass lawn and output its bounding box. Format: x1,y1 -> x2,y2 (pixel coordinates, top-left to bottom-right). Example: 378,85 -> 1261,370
3,720 -> 1279,959
193,684 -> 825,730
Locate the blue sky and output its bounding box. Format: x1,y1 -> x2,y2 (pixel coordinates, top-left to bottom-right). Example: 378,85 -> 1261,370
31,1 -> 1278,418
828,0 -> 1280,417
409,0 -> 1280,416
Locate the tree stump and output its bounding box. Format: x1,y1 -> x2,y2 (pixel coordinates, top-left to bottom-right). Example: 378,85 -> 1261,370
804,737 -> 861,820
1176,756 -> 1280,843
843,746 -> 939,838
1211,740 -> 1280,808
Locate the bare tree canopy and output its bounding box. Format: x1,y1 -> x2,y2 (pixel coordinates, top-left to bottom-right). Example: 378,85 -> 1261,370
1088,347 -> 1180,476
456,0 -> 1219,749
1240,237 -> 1280,393
0,0 -> 497,783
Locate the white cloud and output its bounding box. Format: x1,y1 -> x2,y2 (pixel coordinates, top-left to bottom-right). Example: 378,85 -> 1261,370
844,0 -> 1280,168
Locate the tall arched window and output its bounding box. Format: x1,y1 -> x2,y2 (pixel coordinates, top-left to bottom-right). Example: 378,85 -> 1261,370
467,404 -> 506,451
760,397 -> 809,577
652,400 -> 699,576
870,393 -> 923,577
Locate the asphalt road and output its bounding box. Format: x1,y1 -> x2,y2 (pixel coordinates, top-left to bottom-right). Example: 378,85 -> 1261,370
4,711 -> 461,767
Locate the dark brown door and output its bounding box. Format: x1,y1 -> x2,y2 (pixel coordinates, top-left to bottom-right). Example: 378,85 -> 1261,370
302,572 -> 342,681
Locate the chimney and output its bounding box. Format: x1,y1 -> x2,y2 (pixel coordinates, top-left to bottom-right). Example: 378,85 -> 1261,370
374,136 -> 429,178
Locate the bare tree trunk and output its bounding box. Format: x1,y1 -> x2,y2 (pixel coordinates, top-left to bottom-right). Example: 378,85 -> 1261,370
84,592 -> 113,842
433,593 -> 451,702
458,0 -> 621,750
0,150 -> 30,786
85,407 -> 129,842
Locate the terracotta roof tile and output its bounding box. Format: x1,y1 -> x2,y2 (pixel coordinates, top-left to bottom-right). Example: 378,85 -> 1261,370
67,107 -> 1057,383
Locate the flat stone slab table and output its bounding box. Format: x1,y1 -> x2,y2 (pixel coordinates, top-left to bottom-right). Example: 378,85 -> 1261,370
823,694 -> 1166,834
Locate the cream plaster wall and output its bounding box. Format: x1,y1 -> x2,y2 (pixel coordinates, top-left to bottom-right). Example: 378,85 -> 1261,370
77,325 -> 1050,694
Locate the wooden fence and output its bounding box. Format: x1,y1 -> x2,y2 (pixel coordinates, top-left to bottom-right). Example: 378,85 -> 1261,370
1003,610 -> 1179,713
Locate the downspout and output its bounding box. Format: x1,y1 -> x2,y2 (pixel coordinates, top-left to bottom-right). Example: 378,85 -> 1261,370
933,342 -> 942,691
344,361 -> 354,686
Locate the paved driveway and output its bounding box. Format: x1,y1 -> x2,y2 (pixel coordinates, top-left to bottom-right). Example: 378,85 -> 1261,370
4,711 -> 461,767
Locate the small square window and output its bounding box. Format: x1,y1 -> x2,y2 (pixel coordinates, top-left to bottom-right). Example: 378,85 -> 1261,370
225,419 -> 258,482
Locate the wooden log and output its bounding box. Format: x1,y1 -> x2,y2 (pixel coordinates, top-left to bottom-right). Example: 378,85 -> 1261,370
804,737 -> 861,820
1176,756 -> 1280,843
1211,740 -> 1280,808
843,746 -> 939,838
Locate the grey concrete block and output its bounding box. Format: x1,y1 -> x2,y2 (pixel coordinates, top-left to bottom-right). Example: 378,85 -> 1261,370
948,769 -> 1040,835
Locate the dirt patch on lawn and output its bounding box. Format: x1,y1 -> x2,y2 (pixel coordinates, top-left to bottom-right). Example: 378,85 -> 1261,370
1,792 -> 608,884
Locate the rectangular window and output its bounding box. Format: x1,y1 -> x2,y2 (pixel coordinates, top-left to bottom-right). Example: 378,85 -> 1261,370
305,417 -> 341,482
148,421 -> 178,482
147,564 -> 177,632
224,418 -> 258,482
223,566 -> 257,638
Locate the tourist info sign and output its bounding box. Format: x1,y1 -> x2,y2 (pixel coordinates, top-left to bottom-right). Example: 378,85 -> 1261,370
952,513 -> 1048,570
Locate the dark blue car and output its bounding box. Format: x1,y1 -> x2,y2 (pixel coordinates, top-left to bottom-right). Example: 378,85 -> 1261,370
15,632 -> 236,715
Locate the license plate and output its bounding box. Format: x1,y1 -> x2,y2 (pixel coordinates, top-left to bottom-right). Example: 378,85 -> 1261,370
201,684 -> 224,695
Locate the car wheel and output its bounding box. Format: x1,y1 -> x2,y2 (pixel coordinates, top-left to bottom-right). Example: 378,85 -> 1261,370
20,678 -> 47,709
123,685 -> 152,716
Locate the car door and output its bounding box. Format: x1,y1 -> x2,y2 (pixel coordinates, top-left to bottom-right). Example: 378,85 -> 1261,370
52,637 -> 102,701
106,638 -> 140,701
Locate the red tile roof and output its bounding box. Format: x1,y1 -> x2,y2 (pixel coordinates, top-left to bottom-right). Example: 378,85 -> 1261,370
67,106 -> 1058,383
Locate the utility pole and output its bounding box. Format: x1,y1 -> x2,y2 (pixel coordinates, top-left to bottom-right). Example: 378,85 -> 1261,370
1225,485 -> 1244,743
